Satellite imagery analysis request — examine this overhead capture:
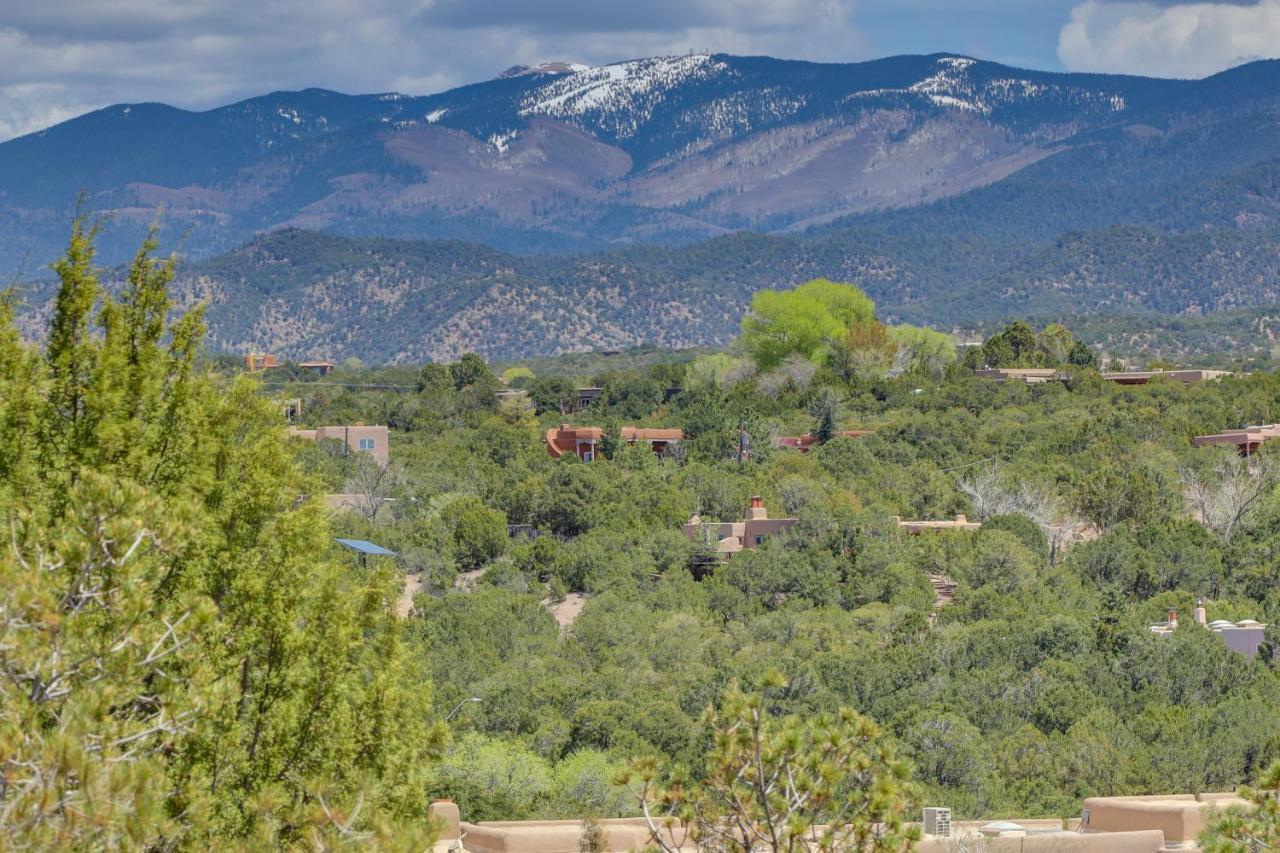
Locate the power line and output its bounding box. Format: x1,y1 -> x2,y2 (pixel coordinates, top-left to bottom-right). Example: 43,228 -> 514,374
940,455 -> 996,473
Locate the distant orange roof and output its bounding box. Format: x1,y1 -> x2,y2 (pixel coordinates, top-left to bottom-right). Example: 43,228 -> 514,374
545,425 -> 682,460
774,430 -> 872,451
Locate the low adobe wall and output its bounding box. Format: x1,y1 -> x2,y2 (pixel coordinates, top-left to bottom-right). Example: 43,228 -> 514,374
918,830 -> 1165,853
458,817 -> 692,853
1081,794 -> 1245,845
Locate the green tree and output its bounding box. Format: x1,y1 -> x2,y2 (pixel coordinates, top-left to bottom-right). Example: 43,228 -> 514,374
1201,760 -> 1280,852
443,495 -> 509,570
888,324 -> 956,376
0,222 -> 442,846
627,674 -> 919,853
740,280 -> 875,370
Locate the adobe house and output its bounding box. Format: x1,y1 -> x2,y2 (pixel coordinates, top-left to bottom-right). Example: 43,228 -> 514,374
682,496 -> 798,557
893,513 -> 982,533
773,430 -> 872,452
297,360 -> 335,375
288,424 -> 390,466
1102,368 -> 1228,386
1192,423 -> 1280,455
428,790 -> 1253,853
244,351 -> 279,372
975,367 -> 1062,384
544,425 -> 683,461
572,387 -> 603,413
1149,601 -> 1278,660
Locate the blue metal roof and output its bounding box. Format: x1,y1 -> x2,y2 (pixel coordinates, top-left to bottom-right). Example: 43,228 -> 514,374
334,538 -> 398,557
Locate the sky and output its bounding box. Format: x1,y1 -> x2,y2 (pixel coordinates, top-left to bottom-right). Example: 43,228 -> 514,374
2,0 -> 1280,141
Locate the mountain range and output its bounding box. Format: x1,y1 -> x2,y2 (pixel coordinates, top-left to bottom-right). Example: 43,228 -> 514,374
5,52 -> 1280,360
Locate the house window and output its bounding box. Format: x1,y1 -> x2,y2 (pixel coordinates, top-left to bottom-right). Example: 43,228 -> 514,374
358,438 -> 376,451
754,535 -> 765,546
582,450 -> 594,462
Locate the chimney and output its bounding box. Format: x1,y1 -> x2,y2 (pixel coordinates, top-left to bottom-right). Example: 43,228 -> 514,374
1193,599 -> 1207,626
747,496 -> 767,520
428,799 -> 461,842
1167,608 -> 1178,629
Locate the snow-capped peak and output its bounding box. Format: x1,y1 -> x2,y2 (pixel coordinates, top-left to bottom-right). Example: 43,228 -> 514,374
499,61 -> 590,79
516,54 -> 726,139
853,54 -> 1127,117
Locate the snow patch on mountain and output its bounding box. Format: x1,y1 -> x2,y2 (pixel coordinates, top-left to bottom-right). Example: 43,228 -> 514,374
517,54 -> 728,139
846,55 -> 1127,117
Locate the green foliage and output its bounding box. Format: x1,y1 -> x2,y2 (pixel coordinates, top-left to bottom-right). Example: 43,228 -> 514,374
0,221 -> 442,847
888,324 -> 956,376
626,674 -> 919,852
1201,760 -> 1280,852
740,279 -> 872,369
442,495 -> 508,570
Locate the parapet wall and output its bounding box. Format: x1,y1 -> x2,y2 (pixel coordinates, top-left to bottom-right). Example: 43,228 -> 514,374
918,830 -> 1165,853
458,818 -> 691,853
426,792 -> 1248,853
1081,793 -> 1246,845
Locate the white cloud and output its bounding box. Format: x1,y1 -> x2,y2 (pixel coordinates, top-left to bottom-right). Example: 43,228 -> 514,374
1058,0 -> 1280,77
0,0 -> 866,141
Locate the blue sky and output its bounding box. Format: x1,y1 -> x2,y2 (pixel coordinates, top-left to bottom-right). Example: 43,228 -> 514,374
2,0 -> 1279,141
857,0 -> 1082,70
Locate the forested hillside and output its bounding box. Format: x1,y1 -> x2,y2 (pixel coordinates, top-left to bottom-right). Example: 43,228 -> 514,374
17,222 -> 1279,363
8,54 -> 1280,360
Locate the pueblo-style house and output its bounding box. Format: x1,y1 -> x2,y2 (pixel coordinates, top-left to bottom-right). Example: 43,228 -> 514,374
682,497 -> 798,557
545,425 -> 683,461
1193,423 -> 1280,455
287,424 -> 390,466
893,513 -> 982,533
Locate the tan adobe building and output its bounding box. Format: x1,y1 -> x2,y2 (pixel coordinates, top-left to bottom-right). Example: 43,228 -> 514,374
544,425 -> 683,461
1193,423 -> 1280,455
428,789 -> 1252,853
298,359 -> 335,375
288,424 -> 390,466
772,430 -> 873,452
894,513 -> 982,533
1102,369 -> 1229,386
976,367 -> 1062,384
1149,601 -> 1277,660
244,351 -> 279,372
682,497 -> 798,557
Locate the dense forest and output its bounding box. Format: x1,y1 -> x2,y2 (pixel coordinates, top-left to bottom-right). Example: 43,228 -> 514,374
4,227 -> 1280,848
288,282 -> 1280,828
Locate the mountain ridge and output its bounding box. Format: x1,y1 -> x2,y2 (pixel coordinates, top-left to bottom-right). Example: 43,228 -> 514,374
5,51 -> 1279,272
8,51 -> 1280,362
